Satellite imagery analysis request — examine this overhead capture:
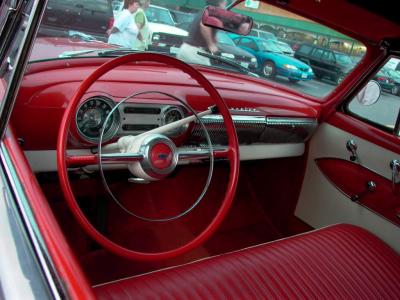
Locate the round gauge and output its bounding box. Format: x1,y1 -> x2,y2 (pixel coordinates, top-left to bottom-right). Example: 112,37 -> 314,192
76,97 -> 120,143
164,108 -> 183,124
161,106 -> 186,136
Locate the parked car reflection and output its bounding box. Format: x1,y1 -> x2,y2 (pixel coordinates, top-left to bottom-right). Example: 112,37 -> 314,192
215,31 -> 258,70
232,36 -> 313,82
374,68 -> 400,96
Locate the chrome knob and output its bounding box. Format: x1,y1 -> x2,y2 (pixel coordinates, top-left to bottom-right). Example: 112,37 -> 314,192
366,181 -> 377,192
351,180 -> 376,202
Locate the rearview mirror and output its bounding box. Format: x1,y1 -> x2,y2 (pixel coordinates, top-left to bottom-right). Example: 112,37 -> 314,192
355,80 -> 381,106
202,6 -> 253,36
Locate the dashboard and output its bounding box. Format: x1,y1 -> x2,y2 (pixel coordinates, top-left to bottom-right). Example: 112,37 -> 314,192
13,59 -> 322,171
74,95 -> 317,147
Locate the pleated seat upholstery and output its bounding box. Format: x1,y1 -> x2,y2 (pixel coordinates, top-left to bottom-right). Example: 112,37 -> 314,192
94,224 -> 400,299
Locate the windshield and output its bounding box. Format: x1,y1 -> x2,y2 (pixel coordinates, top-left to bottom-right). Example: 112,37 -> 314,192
217,31 -> 236,46
30,0 -> 366,99
259,31 -> 276,40
335,52 -> 352,65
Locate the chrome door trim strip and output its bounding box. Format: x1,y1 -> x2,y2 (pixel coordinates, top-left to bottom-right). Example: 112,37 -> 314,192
0,143 -> 63,300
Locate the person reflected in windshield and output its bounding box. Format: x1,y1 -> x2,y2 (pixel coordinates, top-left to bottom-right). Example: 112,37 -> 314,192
133,0 -> 151,50
177,0 -> 227,66
107,0 -> 140,48
238,21 -> 251,35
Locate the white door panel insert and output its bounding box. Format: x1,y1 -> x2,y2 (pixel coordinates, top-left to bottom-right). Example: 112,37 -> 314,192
296,123 -> 400,252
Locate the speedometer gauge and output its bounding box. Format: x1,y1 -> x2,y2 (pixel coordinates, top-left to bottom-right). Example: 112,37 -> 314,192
76,96 -> 120,143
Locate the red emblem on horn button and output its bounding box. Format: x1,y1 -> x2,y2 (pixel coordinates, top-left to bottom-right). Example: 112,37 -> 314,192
150,143 -> 173,170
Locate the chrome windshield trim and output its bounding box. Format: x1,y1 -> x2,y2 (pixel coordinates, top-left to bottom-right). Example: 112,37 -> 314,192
0,143 -> 63,300
0,0 -> 48,138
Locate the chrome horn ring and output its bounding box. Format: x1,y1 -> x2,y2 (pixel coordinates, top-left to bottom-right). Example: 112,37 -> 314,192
98,91 -> 214,222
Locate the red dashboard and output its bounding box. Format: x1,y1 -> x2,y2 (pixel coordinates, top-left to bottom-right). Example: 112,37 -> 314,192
12,58 -> 321,151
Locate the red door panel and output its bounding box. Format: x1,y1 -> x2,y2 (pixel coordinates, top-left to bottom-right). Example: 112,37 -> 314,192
316,158 -> 400,226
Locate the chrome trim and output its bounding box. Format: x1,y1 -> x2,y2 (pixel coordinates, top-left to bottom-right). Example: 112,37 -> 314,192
189,114 -> 267,146
0,144 -> 63,299
265,117 -> 318,126
75,96 -> 120,143
394,108 -> 400,136
100,152 -> 144,163
346,139 -> 359,162
98,91 -> 214,222
229,107 -> 261,113
118,103 -> 188,137
201,114 -> 265,123
0,0 -> 48,138
261,117 -> 318,143
390,159 -> 400,194
190,115 -> 318,146
178,148 -> 213,161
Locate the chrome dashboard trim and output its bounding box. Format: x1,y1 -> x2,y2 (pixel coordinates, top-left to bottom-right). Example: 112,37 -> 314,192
265,117 -> 318,126
262,117 -> 318,143
189,115 -> 318,146
201,115 -> 267,123
189,114 -> 267,146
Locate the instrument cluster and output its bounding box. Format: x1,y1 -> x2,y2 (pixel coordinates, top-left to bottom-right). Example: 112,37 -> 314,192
75,96 -> 187,144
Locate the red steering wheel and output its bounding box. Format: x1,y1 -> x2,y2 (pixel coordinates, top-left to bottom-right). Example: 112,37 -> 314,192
57,53 -> 239,261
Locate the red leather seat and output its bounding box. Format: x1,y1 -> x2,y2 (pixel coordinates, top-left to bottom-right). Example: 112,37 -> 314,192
94,224 -> 400,299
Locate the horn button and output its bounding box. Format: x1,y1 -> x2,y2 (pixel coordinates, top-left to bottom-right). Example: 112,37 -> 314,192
138,134 -> 178,180
150,143 -> 174,170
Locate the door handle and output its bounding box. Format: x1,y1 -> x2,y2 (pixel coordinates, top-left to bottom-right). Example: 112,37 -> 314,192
390,159 -> 400,194
346,140 -> 359,162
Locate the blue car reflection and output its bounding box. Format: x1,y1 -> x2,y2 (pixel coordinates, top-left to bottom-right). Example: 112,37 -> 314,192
231,36 -> 314,83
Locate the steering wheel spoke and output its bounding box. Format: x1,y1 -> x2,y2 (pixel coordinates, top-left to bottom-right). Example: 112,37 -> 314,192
101,152 -> 144,164
177,146 -> 230,162
66,154 -> 98,167
66,152 -> 143,167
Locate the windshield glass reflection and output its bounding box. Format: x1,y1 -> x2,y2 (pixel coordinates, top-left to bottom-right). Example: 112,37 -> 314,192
31,0 -> 366,99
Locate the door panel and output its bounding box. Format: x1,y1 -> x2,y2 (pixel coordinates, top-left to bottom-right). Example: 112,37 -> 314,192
316,158 -> 400,226
296,121 -> 400,252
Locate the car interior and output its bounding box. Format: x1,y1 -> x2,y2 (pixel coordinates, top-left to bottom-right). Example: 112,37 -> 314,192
1,0 -> 400,299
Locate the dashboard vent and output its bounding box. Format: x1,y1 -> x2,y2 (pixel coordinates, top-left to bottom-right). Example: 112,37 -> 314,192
124,107 -> 161,114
